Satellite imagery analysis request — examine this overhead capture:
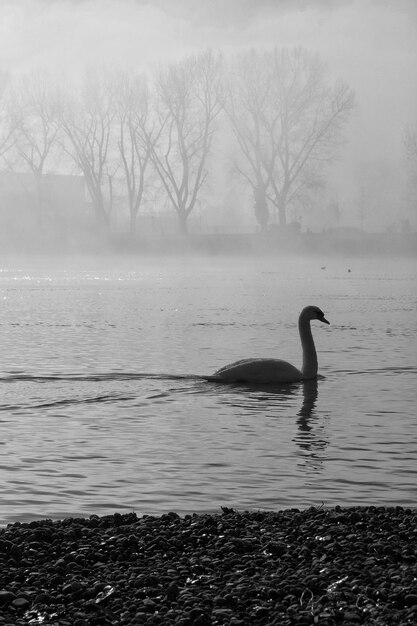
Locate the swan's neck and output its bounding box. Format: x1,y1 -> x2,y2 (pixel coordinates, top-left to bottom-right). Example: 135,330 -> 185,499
299,316 -> 317,379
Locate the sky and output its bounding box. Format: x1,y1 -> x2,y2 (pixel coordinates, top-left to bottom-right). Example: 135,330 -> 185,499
0,0 -> 416,228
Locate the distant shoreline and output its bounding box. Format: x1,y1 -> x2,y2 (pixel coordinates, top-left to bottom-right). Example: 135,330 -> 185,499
1,230 -> 417,258
111,230 -> 417,257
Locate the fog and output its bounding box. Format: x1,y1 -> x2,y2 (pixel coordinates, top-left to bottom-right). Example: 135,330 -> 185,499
1,0 -> 416,254
1,1 -> 417,546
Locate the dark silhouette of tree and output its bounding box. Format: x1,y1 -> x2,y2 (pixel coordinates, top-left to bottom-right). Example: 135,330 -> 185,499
0,71 -> 20,161
254,181 -> 269,232
7,71 -> 60,227
225,47 -> 355,230
115,72 -> 153,236
223,50 -> 274,233
404,123 -> 417,200
58,71 -> 116,231
268,48 -> 355,227
150,49 -> 223,235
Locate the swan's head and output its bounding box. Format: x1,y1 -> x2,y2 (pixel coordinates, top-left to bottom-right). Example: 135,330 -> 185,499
301,305 -> 330,325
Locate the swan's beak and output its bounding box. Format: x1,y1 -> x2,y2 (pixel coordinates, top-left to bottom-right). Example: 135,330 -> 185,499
321,316 -> 330,325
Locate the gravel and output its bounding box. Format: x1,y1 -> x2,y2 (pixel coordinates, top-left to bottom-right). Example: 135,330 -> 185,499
0,505 -> 416,625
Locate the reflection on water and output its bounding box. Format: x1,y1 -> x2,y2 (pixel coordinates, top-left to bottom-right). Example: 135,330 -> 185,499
0,256 -> 416,525
210,376 -> 329,474
294,379 -> 329,473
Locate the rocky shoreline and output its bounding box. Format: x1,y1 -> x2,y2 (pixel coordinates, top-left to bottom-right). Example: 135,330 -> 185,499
0,506 -> 416,625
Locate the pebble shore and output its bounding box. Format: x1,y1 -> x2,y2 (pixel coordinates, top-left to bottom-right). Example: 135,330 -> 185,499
1,506 -> 416,625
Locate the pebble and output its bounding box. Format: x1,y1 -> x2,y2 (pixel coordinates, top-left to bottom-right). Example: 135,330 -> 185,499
0,591 -> 15,606
0,506 -> 416,624
11,597 -> 30,610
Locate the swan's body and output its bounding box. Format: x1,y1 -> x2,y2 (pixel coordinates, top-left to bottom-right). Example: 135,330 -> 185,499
212,305 -> 329,384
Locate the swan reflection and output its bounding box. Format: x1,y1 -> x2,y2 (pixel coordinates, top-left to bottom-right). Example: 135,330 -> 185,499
203,376 -> 329,474
294,378 -> 329,473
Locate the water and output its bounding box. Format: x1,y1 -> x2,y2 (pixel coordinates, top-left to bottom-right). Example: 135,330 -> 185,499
0,254 -> 416,525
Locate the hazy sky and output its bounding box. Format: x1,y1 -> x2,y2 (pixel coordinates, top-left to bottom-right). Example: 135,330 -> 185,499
1,0 -> 416,226
1,0 -> 416,151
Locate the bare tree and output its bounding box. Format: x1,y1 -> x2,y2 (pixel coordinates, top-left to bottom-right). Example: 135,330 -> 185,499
7,71 -> 60,227
404,123 -> 417,201
269,48 -> 355,226
150,49 -> 223,235
226,47 -> 355,230
0,71 -> 20,161
223,50 -> 275,232
115,72 -> 153,235
58,71 -> 117,231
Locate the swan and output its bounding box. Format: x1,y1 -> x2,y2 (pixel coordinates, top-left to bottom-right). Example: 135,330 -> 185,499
211,305 -> 329,384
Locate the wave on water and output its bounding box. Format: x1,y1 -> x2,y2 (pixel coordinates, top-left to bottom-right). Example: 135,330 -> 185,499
0,370 -> 321,391
0,371 -> 209,384
0,370 -> 313,413
0,392 -> 138,412
0,371 -> 212,412
331,365 -> 417,376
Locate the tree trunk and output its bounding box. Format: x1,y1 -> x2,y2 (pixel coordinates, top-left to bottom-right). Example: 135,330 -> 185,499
93,199 -> 110,233
178,211 -> 189,236
129,211 -> 137,236
278,201 -> 287,227
254,184 -> 269,233
34,172 -> 43,229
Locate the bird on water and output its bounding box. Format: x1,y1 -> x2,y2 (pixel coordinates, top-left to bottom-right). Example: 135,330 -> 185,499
212,305 -> 329,384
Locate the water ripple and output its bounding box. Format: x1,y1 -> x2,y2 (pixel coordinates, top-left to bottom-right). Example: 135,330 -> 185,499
0,256 -> 416,525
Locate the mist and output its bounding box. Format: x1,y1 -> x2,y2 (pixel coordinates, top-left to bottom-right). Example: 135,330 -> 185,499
2,3 -> 417,603
0,0 -> 416,255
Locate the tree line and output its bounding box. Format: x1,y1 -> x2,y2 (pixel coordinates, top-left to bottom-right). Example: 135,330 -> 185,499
0,47 -> 357,238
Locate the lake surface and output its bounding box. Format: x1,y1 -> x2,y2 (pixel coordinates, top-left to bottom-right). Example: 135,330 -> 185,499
0,254 -> 416,525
